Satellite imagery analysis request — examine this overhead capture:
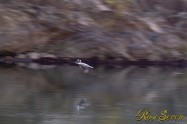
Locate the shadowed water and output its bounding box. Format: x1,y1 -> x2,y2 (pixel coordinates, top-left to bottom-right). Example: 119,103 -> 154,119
0,65 -> 187,124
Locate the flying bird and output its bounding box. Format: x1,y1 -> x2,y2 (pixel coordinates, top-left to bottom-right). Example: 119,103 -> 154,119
75,59 -> 93,73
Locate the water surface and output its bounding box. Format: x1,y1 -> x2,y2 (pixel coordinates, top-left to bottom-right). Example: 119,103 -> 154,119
0,65 -> 187,124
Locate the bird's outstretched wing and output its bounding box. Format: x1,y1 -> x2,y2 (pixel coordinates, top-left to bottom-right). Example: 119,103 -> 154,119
79,65 -> 89,73
83,68 -> 89,73
79,65 -> 83,70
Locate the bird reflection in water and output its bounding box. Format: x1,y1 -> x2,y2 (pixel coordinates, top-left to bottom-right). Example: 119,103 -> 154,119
76,98 -> 90,113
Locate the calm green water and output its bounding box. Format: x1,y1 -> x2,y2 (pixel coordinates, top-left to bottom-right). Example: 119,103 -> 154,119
0,65 -> 187,124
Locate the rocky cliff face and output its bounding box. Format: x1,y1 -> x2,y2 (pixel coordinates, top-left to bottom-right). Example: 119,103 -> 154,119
0,0 -> 187,62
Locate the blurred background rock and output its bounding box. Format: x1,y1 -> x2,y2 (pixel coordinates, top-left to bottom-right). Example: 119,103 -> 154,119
0,0 -> 187,61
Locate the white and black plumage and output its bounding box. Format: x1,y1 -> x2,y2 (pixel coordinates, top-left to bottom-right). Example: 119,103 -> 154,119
75,59 -> 93,73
